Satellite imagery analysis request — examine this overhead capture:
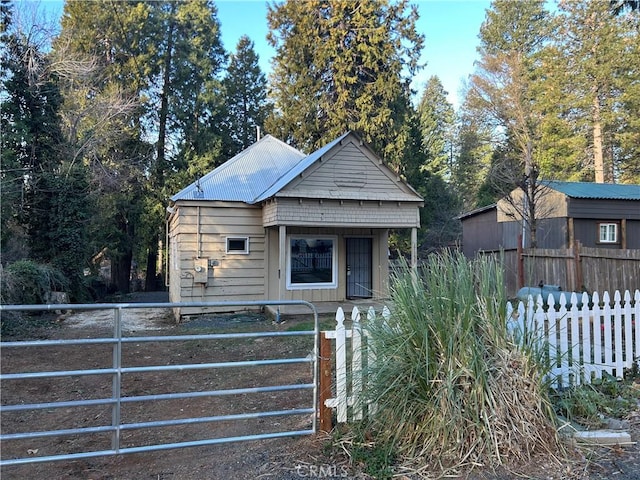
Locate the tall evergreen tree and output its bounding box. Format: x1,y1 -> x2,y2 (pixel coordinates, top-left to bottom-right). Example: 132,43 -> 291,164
449,104 -> 494,211
416,76 -> 455,179
143,0 -> 227,289
554,0 -> 639,183
222,35 -> 270,155
56,0 -> 227,292
266,0 -> 423,170
1,1 -> 93,295
56,0 -> 150,293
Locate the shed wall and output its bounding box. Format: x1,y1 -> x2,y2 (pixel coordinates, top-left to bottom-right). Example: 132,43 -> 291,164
460,208 -> 502,257
567,198 -> 640,220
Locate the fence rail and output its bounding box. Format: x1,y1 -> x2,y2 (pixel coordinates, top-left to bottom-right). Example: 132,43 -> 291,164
0,300 -> 319,466
322,290 -> 640,427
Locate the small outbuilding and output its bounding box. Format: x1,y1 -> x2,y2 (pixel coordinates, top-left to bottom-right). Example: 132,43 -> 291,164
459,181 -> 640,256
167,131 -> 424,319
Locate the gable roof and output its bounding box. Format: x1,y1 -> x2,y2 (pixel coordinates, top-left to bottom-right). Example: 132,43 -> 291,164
543,181 -> 640,200
170,135 -> 306,203
253,132 -> 350,202
171,131 -> 422,205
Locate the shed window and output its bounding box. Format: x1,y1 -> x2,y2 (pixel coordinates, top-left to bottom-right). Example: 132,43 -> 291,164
598,223 -> 618,244
226,237 -> 249,254
287,236 -> 337,289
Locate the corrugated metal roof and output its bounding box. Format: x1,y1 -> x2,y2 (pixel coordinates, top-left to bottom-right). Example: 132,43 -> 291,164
170,135 -> 306,203
544,181 -> 640,200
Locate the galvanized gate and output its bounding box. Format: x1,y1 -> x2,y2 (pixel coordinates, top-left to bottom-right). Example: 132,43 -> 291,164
0,300 -> 318,466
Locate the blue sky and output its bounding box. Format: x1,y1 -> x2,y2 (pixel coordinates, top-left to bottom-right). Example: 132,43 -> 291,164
40,0 -> 491,108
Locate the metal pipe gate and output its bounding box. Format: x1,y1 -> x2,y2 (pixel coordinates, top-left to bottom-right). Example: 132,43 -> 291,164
0,300 -> 319,466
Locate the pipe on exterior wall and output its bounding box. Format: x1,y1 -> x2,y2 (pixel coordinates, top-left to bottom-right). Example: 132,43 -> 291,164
165,215 -> 170,288
197,206 -> 202,258
164,205 -> 176,289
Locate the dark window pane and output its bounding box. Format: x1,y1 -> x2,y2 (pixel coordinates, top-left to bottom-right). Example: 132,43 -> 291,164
290,238 -> 333,284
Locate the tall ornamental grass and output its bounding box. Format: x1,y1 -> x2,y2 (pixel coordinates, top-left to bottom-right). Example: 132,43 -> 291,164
364,252 -> 560,472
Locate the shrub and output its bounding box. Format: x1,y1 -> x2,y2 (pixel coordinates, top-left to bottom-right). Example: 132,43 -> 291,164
362,252 -> 560,474
0,260 -> 69,305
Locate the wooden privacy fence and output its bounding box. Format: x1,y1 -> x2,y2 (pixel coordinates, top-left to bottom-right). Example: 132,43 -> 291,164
507,289 -> 640,388
321,291 -> 640,428
482,245 -> 640,298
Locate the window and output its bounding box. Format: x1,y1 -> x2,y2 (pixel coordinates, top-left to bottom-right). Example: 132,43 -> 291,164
226,237 -> 249,254
598,223 -> 618,244
287,236 -> 337,289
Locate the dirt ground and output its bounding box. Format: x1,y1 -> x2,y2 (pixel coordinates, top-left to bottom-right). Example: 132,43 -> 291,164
1,293 -> 639,480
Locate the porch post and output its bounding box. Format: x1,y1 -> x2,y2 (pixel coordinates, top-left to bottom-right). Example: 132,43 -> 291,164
278,225 -> 287,320
411,227 -> 418,269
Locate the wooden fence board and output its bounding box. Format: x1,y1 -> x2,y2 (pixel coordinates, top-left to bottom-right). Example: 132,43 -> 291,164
481,246 -> 640,297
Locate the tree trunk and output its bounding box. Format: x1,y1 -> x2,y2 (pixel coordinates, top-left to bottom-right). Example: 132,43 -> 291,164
144,6 -> 175,293
111,251 -> 132,294
593,94 -> 605,183
144,241 -> 158,291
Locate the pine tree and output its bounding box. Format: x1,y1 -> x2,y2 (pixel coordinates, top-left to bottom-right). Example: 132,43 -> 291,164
222,35 -> 270,155
56,0 -> 227,292
465,0 -> 552,247
554,0 -> 640,183
266,0 -> 423,170
416,76 -> 455,179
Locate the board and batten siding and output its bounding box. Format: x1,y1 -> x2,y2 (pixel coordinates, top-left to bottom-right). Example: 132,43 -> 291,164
169,202 -> 266,317
566,198 -> 640,220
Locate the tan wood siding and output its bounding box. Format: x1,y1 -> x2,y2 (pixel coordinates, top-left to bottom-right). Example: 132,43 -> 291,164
279,140 -> 421,202
263,198 -> 419,228
265,226 -> 389,310
290,143 -> 398,192
497,187 -> 568,222
169,202 -> 266,315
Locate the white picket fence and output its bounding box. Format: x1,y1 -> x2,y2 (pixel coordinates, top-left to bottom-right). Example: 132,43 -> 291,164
322,290 -> 640,425
507,289 -> 640,388
321,305 -> 389,424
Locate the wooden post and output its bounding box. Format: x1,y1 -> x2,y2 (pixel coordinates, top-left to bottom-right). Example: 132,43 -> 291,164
318,333 -> 333,433
517,234 -> 524,289
574,240 -> 583,291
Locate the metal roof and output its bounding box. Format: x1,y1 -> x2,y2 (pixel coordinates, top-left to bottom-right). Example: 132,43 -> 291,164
171,131 -> 423,205
543,181 -> 640,200
170,135 -> 306,203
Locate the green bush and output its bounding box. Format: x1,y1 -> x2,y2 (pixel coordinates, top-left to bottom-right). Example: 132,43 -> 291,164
361,253 -> 560,473
0,260 -> 69,305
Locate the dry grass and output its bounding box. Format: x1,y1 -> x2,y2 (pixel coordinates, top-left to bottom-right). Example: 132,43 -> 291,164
355,253 -> 563,477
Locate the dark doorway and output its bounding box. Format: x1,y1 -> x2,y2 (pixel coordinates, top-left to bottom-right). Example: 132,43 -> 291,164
346,238 -> 372,298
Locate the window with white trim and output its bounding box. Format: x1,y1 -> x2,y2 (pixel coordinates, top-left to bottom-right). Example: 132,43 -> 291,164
598,223 -> 618,244
287,236 -> 337,289
226,237 -> 249,254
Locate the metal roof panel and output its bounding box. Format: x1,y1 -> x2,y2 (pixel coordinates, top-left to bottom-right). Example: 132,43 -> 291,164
544,181 -> 640,200
170,135 -> 306,202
